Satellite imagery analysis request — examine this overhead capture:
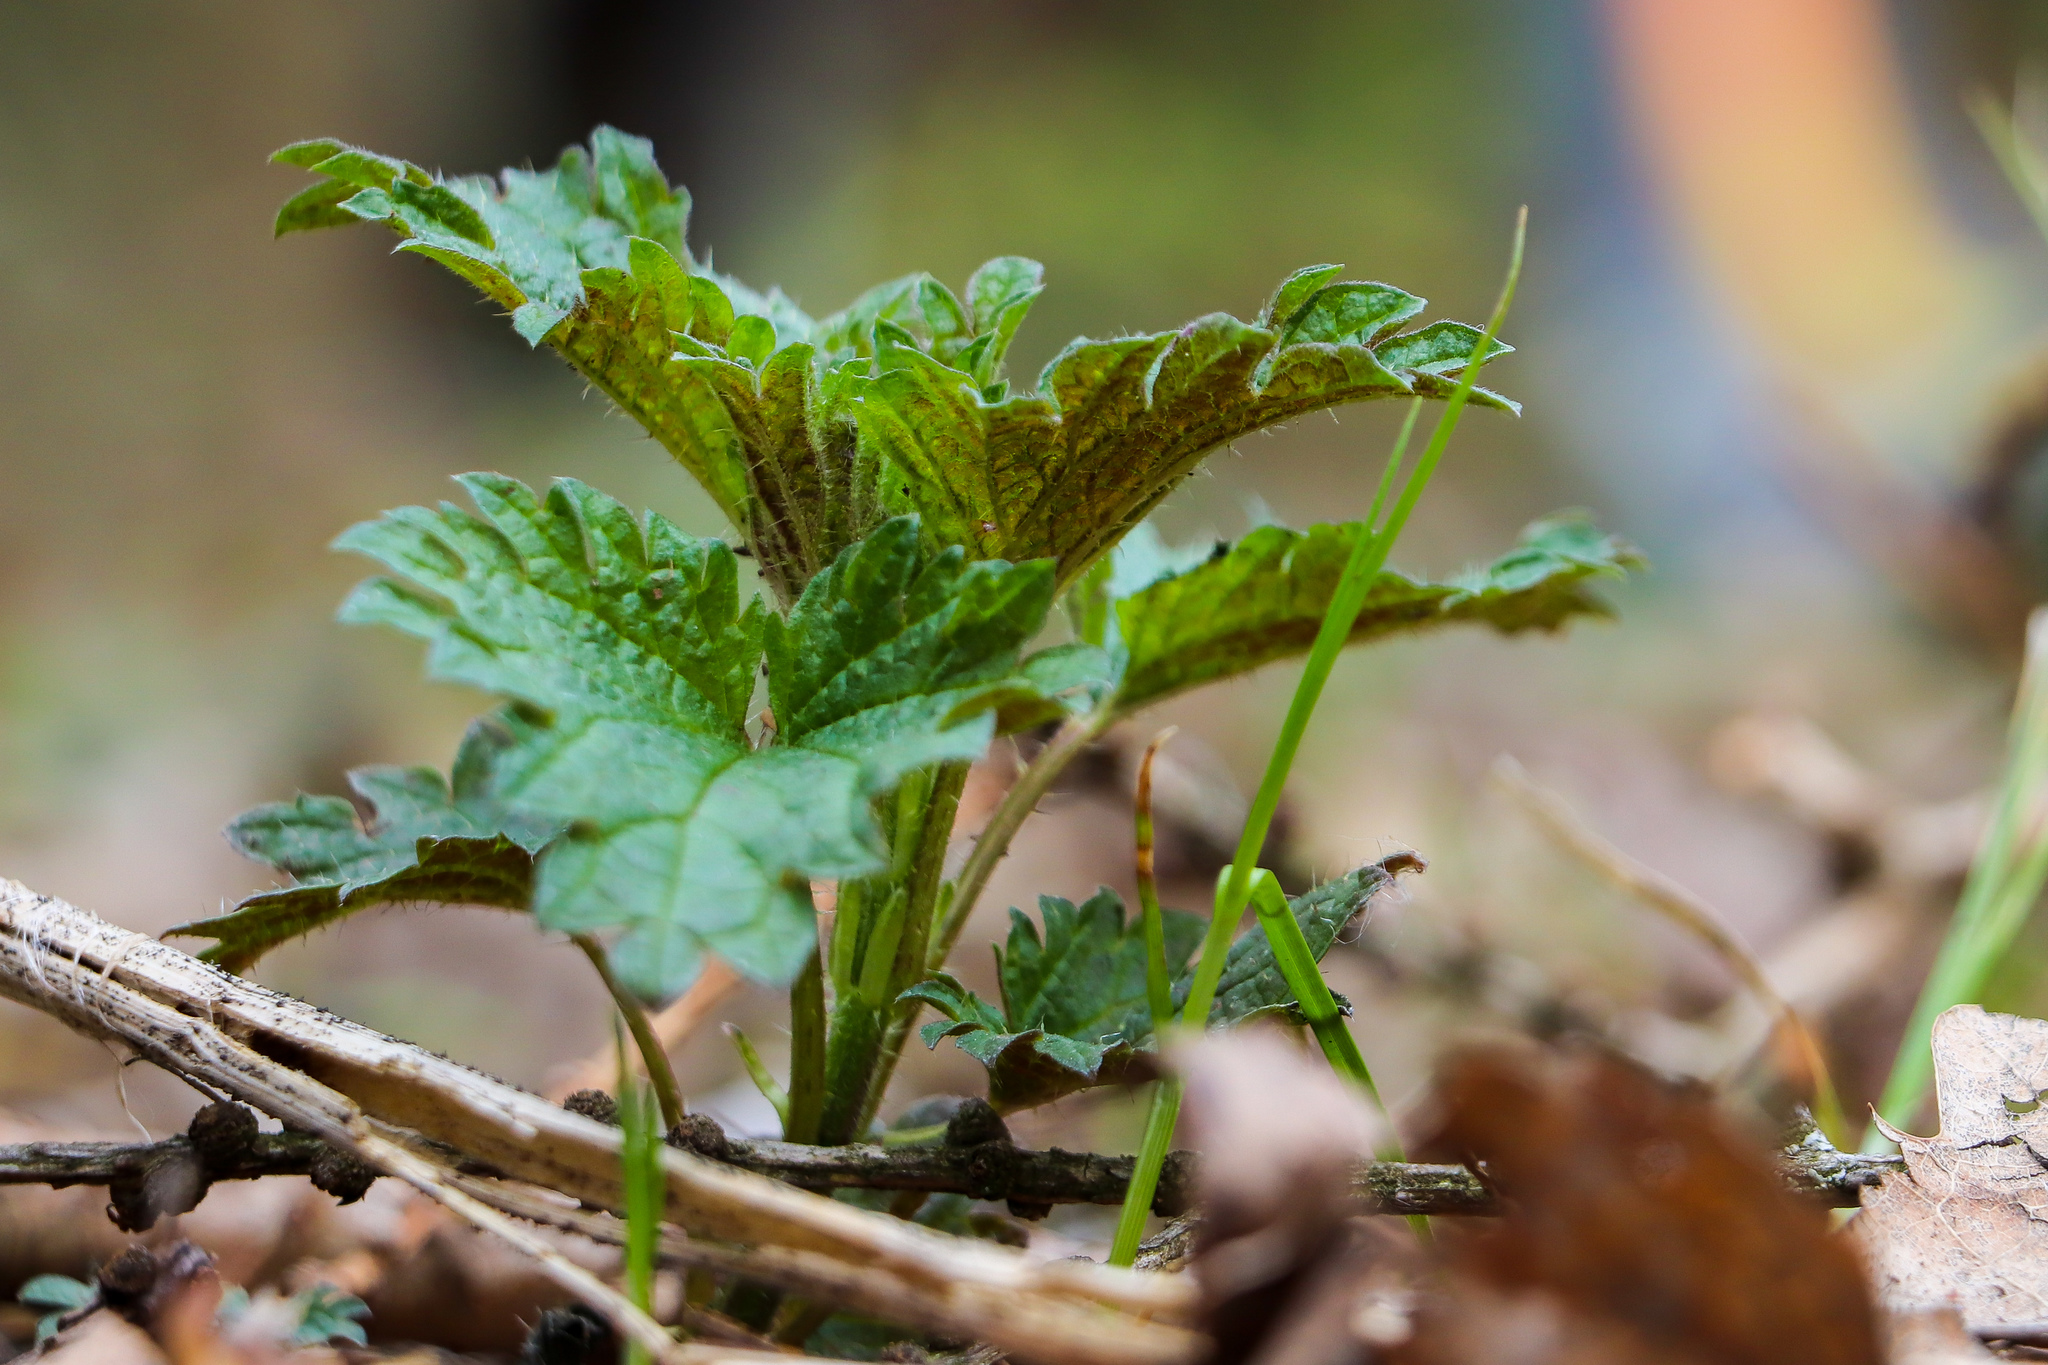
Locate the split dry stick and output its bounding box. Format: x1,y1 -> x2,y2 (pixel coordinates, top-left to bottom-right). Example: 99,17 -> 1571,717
0,878 -> 1197,1365
354,1131 -> 697,1365
1492,756 -> 1850,1143
436,1170 -> 1206,1362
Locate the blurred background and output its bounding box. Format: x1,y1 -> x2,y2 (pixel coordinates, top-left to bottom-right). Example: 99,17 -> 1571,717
7,0 -> 2048,1261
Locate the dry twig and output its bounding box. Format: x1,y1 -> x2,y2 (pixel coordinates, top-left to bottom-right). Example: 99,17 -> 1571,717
0,877 -> 1198,1365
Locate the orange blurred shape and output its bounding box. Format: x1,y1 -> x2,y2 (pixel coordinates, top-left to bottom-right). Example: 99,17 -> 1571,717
1608,0 -> 1966,376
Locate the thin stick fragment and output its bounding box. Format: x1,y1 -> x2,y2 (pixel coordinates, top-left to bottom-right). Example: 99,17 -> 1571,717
1135,728 -> 1178,1034
439,1171 -> 1204,1365
1492,755 -> 1850,1145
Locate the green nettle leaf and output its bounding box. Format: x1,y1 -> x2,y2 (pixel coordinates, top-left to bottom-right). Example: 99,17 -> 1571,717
208,477 -> 1090,998
272,128 -> 1516,600
846,296 -> 1512,584
168,717 -> 556,972
1174,858 -> 1401,1028
288,1286 -> 372,1348
1087,515 -> 1644,715
19,1274 -> 95,1313
20,1273 -> 95,1346
903,858 -> 1404,1110
902,889 -> 1204,1111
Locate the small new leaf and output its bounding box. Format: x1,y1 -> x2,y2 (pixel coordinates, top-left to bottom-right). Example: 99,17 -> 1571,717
168,718 -> 555,972
904,889 -> 1205,1110
289,1286 -> 371,1348
906,858 -> 1406,1110
19,1273 -> 95,1346
1093,514 -> 1643,714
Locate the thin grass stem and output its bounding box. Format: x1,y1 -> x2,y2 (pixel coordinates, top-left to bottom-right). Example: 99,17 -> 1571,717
1492,756 -> 1850,1147
1105,208 -> 1527,1262
1245,870 -> 1380,1104
1871,608 -> 2048,1146
615,1025 -> 665,1365
929,710 -> 1112,970
1107,1077 -> 1182,1266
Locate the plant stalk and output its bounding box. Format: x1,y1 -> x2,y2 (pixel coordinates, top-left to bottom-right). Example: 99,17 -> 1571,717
615,1029 -> 665,1365
809,763 -> 969,1146
1246,869 -> 1381,1105
573,934 -> 685,1132
784,949 -> 826,1144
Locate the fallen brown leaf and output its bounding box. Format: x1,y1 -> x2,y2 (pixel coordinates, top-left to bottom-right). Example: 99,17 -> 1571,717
1173,1029 -> 1388,1365
1856,1005 -> 2048,1335
1392,1042 -> 1881,1365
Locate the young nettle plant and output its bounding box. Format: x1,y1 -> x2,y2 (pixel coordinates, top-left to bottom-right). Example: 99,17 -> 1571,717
171,130 -> 1636,1186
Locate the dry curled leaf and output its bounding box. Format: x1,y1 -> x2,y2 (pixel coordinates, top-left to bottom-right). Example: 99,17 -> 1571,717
1175,1028 -> 1389,1365
1392,1042 -> 1880,1365
1856,1005 -> 2048,1336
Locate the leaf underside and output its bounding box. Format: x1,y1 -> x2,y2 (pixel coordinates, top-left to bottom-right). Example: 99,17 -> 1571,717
168,717 -> 555,972
270,130 -> 1517,599
201,483 -> 1096,998
1085,514 -> 1645,715
904,856 -> 1407,1110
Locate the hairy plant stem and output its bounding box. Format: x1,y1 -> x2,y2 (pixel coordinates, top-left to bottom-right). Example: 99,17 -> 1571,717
1107,210 -> 1528,1265
842,719 -> 1112,1142
784,951 -> 827,1143
573,934 -> 685,1131
810,763 -> 969,1146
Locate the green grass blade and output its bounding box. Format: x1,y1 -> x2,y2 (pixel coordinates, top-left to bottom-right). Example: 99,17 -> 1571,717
615,1029 -> 664,1365
1244,869 -> 1379,1100
1106,210 -> 1529,1264
1870,608 -> 2048,1146
726,1025 -> 791,1127
1107,1077 -> 1183,1266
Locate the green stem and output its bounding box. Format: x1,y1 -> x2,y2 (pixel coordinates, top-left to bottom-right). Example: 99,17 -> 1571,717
573,934 -> 685,1132
1106,209 -> 1527,1264
784,950 -> 826,1143
809,764 -> 969,1146
1362,399 -> 1423,539
728,1026 -> 791,1128
851,765 -> 967,1140
615,1026 -> 664,1365
1107,1077 -> 1182,1266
